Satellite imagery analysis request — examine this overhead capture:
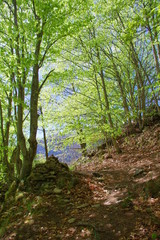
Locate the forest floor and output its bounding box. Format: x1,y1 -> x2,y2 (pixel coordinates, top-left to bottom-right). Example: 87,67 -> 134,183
0,123 -> 160,240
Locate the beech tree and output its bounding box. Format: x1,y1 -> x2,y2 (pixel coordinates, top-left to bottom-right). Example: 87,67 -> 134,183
47,0 -> 159,151
0,0 -> 89,180
0,0 -> 159,181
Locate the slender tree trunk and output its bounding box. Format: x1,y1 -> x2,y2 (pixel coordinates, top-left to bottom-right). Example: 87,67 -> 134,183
10,146 -> 22,177
142,2 -> 160,74
12,0 -> 44,179
0,100 -> 14,180
96,47 -> 121,153
79,32 -> 110,148
128,73 -> 136,115
40,107 -> 48,160
21,19 -> 44,178
12,0 -> 28,179
92,27 -> 122,152
146,19 -> 160,74
117,12 -> 146,127
111,60 -> 131,125
130,43 -> 146,128
71,83 -> 87,155
21,57 -> 40,179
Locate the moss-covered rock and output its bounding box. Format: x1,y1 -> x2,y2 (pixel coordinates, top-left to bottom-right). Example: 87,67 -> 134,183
27,155 -> 78,193
5,180 -> 19,202
144,178 -> 160,198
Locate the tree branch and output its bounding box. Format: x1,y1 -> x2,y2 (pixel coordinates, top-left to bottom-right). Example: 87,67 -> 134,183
3,0 -> 14,15
0,100 -> 5,144
39,40 -> 58,68
38,69 -> 55,93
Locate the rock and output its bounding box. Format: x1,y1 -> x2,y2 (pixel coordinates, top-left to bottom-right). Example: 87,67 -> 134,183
67,176 -> 79,189
47,154 -> 59,162
46,175 -> 56,180
121,197 -> 133,208
27,155 -> 78,193
92,172 -> 102,178
144,178 -> 160,198
15,192 -> 25,202
87,150 -> 96,158
133,168 -> 145,177
0,183 -> 8,202
91,204 -> 101,208
53,188 -> 62,194
63,199 -> 70,203
97,177 -> 104,182
76,203 -> 90,209
68,218 -> 76,224
5,180 -> 19,202
122,123 -> 141,136
24,219 -> 34,225
56,176 -> 67,188
32,165 -> 47,173
31,173 -> 45,181
97,143 -> 106,150
62,163 -> 69,170
45,161 -> 56,170
41,182 -> 54,189
104,153 -> 112,159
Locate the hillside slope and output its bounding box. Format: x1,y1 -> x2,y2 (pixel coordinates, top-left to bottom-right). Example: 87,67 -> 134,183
0,123 -> 160,240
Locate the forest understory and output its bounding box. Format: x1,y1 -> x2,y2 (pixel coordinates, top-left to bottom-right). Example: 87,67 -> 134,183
0,1 -> 160,239
0,121 -> 160,240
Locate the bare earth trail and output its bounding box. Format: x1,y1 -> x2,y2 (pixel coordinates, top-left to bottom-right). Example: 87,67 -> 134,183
0,123 -> 160,240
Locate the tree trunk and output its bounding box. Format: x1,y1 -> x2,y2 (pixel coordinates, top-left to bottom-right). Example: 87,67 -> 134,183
146,19 -> 160,74
96,46 -> 121,153
21,16 -> 43,179
0,100 -> 14,180
40,106 -> 48,160
20,64 -> 39,179
130,43 -> 146,128
111,60 -> 131,125
117,12 -> 146,127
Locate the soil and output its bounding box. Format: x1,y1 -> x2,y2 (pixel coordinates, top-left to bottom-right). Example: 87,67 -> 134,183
0,123 -> 160,240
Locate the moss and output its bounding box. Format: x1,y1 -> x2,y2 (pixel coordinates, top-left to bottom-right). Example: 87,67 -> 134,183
144,179 -> 160,198
121,197 -> 133,208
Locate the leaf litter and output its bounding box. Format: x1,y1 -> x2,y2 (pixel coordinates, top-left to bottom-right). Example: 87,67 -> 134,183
0,123 -> 160,239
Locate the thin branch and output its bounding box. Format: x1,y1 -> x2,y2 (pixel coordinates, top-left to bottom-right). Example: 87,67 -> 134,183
38,69 -> 55,93
3,0 -> 14,14
39,40 -> 58,68
23,111 -> 30,123
0,100 -> 5,144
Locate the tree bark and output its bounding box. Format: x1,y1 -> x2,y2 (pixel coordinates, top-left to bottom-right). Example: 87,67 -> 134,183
40,106 -> 48,160
95,42 -> 121,153
21,24 -> 43,179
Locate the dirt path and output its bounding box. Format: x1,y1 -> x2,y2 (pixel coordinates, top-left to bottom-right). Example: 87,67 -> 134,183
0,123 -> 160,240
